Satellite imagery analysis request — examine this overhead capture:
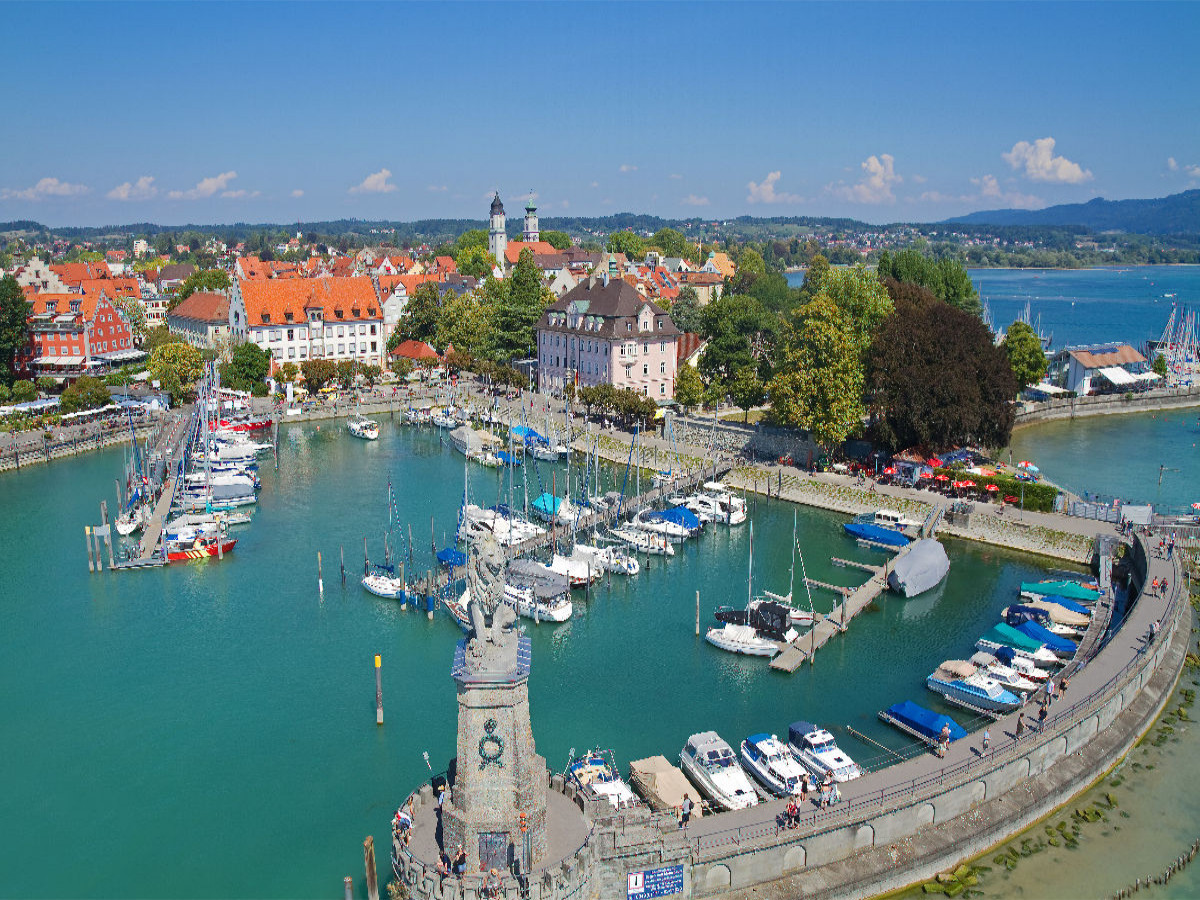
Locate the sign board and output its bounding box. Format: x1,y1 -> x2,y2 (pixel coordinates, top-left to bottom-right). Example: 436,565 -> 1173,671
627,864 -> 684,899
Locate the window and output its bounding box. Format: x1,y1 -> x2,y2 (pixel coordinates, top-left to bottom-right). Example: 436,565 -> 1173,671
338,343 -> 345,354
288,348 -> 296,359
370,341 -> 377,352
660,384 -> 666,395
360,342 -> 367,353
626,322 -> 632,332
643,364 -> 648,376
370,324 -> 377,336
325,326 -> 333,337
660,361 -> 666,374
337,326 -> 345,337
619,345 -> 625,357
643,342 -> 648,354
287,329 -> 294,341
299,347 -> 307,358
660,341 -> 666,352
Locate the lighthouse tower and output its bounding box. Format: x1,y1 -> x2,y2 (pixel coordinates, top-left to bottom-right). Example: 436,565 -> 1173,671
488,193 -> 507,266
522,193 -> 539,243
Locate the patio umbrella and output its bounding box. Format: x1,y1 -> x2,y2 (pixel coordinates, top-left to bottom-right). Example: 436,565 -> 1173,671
935,474 -> 950,482
1017,461 -> 1039,472
961,480 -> 976,488
1192,502 -> 1200,510
918,471 -> 932,479
986,484 -> 1000,492
928,457 -> 943,467
883,466 -> 896,475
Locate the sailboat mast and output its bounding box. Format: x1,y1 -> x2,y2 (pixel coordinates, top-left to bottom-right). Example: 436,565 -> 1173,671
747,521 -> 754,610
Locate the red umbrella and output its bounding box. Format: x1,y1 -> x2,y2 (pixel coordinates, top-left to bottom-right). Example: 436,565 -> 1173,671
882,466 -> 896,475
1192,502 -> 1200,510
935,474 -> 950,482
961,480 -> 976,488
928,457 -> 943,467
918,471 -> 932,479
986,484 -> 999,492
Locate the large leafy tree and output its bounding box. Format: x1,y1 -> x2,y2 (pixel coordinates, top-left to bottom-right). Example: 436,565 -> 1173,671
540,230 -> 572,250
1001,320 -> 1048,391
454,246 -> 498,280
673,364 -> 704,413
109,295 -> 147,341
490,249 -> 545,362
729,365 -> 765,422
768,296 -> 864,453
818,264 -> 893,359
698,293 -> 773,385
867,296 -> 1017,451
669,286 -> 702,334
172,269 -> 231,309
392,282 -> 444,346
0,274 -> 29,386
149,342 -> 204,400
605,231 -> 644,259
11,379 -> 36,403
650,227 -> 689,259
142,326 -> 185,353
60,375 -> 111,413
455,229 -> 488,252
435,289 -> 494,357
300,359 -> 337,392
876,249 -> 981,317
223,341 -> 272,391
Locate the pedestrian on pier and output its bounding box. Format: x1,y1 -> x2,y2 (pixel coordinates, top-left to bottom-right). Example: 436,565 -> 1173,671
1151,577 -> 1160,596
982,729 -> 991,755
785,797 -> 800,829
1059,676 -> 1069,698
1162,578 -> 1169,597
1037,705 -> 1048,732
453,845 -> 466,877
1015,715 -> 1026,740
680,793 -> 693,829
799,773 -> 810,804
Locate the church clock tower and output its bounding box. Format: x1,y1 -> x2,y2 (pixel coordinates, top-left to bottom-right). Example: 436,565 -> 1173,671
522,192 -> 539,243
488,193 -> 507,266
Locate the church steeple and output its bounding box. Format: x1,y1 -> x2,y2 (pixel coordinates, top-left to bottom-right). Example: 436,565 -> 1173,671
522,191 -> 539,243
488,192 -> 507,266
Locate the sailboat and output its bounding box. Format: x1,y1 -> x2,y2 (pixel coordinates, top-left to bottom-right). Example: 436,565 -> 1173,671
363,481 -> 405,598
706,523 -> 799,657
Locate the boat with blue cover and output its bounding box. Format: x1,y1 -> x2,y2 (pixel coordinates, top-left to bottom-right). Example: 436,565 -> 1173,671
879,700 -> 967,746
1004,603 -> 1084,638
1012,620 -> 1077,656
976,623 -> 1062,667
843,521 -> 910,547
926,662 -> 1021,713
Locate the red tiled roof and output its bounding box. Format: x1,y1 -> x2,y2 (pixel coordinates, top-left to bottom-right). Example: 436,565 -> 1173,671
50,261 -> 111,284
169,292 -> 229,324
676,332 -> 704,363
390,339 -> 439,360
504,241 -> 558,264
79,277 -> 139,298
239,277 -> 380,325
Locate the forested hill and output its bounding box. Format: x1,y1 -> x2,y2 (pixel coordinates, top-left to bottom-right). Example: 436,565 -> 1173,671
947,189 -> 1200,235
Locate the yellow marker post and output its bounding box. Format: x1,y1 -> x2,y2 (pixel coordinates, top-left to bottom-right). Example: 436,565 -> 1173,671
375,655 -> 383,725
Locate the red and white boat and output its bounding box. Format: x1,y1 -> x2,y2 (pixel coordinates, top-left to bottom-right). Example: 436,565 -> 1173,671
218,416 -> 272,432
167,537 -> 238,562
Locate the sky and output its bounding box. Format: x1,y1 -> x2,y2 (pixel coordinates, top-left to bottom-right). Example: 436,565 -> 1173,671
3,1 -> 1199,229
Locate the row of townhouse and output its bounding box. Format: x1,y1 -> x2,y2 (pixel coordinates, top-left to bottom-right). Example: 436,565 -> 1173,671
15,291 -> 140,378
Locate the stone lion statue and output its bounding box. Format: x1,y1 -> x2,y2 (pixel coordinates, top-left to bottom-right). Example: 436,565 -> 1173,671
464,537 -> 520,673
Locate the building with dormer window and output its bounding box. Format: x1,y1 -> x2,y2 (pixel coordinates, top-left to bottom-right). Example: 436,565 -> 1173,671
535,271 -> 680,399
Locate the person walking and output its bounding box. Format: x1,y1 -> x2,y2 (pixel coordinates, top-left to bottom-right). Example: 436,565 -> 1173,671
799,773 -> 810,805
982,729 -> 991,755
679,793 -> 693,830
1151,577 -> 1160,596
1037,704 -> 1048,732
1016,714 -> 1026,739
1059,676 -> 1069,698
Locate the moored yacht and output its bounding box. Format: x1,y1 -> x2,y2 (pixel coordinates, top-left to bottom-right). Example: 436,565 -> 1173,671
564,749 -> 639,810
787,722 -> 863,782
739,733 -> 807,797
926,664 -> 1021,713
680,731 -> 758,811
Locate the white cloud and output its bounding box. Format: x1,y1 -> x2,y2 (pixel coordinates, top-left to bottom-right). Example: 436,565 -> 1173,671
1187,164 -> 1200,180
829,154 -> 902,204
918,190 -> 967,204
426,184 -> 448,193
220,189 -> 259,199
291,189 -> 305,198
970,174 -> 1043,209
349,168 -> 396,194
107,176 -> 157,201
746,170 -> 803,204
619,164 -> 637,173
910,174 -> 928,184
681,194 -> 710,206
1003,137 -> 1092,183
561,200 -> 570,210
1,176 -> 90,201
590,181 -> 599,188
168,171 -> 239,200
1168,157 -> 1179,171
669,173 -> 683,180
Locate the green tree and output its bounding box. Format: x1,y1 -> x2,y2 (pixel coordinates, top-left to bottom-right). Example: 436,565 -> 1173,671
673,364 -> 704,413
300,358 -> 337,392
149,342 -> 204,400
729,365 -> 765,422
650,228 -> 689,259
867,297 -> 1016,450
455,229 -> 489,252
768,297 -> 864,453
698,293 -> 773,385
0,275 -> 29,386
392,282 -> 444,346
454,246 -> 498,280
278,361 -> 299,384
10,379 -> 36,403
1001,320 -> 1048,391
605,231 -> 645,259
490,249 -> 545,362
390,357 -> 414,379
59,375 -> 111,413
225,341 -> 272,391
36,376 -> 57,394
109,295 -> 147,341
435,289 -> 494,357
876,249 -> 981,317
801,254 -> 830,297
335,360 -> 357,388
736,248 -> 766,279
142,326 -> 185,353
669,286 -> 703,334
817,264 -> 893,359
172,269 -> 231,310
540,230 -> 572,250
1152,354 -> 1168,378
0,383 -> 9,402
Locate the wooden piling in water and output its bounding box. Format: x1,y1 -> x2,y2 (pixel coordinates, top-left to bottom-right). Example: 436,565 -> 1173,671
364,835 -> 378,900
317,551 -> 324,595
343,876 -> 353,900
695,590 -> 700,636
341,546 -> 346,586
85,526 -> 95,572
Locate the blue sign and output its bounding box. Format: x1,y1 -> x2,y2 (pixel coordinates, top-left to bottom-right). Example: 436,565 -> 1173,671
627,864 -> 684,898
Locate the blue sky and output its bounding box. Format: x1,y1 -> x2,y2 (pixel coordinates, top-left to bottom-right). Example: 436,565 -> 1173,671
3,1 -> 1199,228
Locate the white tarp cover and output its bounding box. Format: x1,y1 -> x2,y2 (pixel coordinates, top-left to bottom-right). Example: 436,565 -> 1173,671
1098,366 -> 1135,385
628,755 -> 703,816
1121,504 -> 1153,525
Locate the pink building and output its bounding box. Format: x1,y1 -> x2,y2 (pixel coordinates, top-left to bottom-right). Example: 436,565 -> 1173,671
536,273 -> 680,400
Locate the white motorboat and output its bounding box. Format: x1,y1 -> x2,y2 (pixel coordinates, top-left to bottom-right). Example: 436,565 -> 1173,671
548,552 -> 603,588
431,411 -> 458,429
630,508 -> 693,541
362,570 -> 405,599
347,416 -> 379,440
680,731 -> 759,811
609,526 -> 675,556
184,472 -> 259,491
570,543 -> 639,576
926,665 -> 1021,713
460,504 -> 545,547
115,505 -> 149,536
564,749 -> 639,810
705,623 -> 779,657
739,733 -> 808,797
975,634 -> 1062,669
786,722 -> 864,783
702,481 -> 748,525
459,585 -> 572,623
981,646 -> 1051,682
967,652 -> 1041,693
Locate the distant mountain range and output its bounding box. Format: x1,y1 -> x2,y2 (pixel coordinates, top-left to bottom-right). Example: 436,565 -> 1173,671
947,189 -> 1200,235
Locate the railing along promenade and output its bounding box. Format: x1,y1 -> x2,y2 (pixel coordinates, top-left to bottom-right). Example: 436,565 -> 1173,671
687,534 -> 1185,862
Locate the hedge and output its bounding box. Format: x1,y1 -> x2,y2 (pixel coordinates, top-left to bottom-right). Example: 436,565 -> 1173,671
934,468 -> 1059,513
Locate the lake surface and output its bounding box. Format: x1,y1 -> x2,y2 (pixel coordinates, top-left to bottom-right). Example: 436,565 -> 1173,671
0,420 -> 1053,898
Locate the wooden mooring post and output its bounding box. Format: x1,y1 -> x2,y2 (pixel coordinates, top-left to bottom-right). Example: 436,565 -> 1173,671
695,590 -> 700,636
317,551 -> 324,596
340,546 -> 346,587
343,876 -> 353,900
85,526 -> 96,572
364,834 -> 379,900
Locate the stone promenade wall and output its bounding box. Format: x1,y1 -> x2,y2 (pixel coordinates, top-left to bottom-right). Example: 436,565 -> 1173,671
1014,385 -> 1200,428
667,413 -> 818,466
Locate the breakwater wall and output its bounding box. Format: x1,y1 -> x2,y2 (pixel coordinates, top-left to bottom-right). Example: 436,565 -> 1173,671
0,415 -> 166,474
1014,385 -> 1200,429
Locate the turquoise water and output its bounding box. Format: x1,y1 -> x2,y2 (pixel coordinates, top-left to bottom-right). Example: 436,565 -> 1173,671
0,420 -> 1052,898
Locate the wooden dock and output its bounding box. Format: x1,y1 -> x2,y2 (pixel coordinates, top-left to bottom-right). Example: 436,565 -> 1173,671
771,542 -> 914,672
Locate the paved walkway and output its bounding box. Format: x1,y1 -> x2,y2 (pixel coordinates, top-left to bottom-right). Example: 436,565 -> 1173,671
681,535 -> 1183,853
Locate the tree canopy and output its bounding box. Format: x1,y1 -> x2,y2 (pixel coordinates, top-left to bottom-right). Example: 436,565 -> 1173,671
172,269 -> 231,309
669,286 -> 702,334
60,375 -> 111,413
876,249 -> 981,317
650,227 -> 690,260
817,264 -> 894,359
867,296 -> 1016,451
300,359 -> 337,392
454,246 -> 497,280
1001,320 -> 1048,391
10,379 -> 36,403
540,230 -> 572,250
490,249 -> 545,362
673,364 -> 704,412
605,231 -> 645,259
149,343 -> 205,401
0,275 -> 29,386
222,342 -> 272,392
698,293 -> 773,385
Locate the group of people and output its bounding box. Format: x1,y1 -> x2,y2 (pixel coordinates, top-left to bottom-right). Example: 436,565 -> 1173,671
1150,575 -> 1170,597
